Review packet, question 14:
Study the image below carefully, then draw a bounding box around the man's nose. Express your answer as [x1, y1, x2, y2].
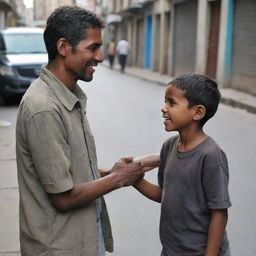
[95, 48, 103, 63]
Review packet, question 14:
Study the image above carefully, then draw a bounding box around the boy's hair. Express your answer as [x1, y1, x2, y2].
[169, 74, 221, 126]
[44, 5, 105, 61]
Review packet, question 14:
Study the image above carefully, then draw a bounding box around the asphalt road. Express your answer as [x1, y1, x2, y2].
[0, 65, 256, 255]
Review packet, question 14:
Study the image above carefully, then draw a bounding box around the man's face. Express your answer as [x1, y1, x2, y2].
[65, 28, 103, 82]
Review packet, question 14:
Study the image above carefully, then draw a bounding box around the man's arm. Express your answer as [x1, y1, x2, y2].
[133, 178, 162, 203]
[49, 160, 144, 212]
[204, 209, 228, 256]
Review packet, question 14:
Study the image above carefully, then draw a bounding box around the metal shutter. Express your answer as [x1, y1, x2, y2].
[230, 0, 256, 95]
[173, 0, 198, 76]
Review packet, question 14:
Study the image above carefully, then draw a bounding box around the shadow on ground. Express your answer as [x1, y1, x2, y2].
[0, 95, 22, 107]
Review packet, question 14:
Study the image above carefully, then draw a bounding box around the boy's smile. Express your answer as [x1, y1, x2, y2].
[161, 85, 195, 132]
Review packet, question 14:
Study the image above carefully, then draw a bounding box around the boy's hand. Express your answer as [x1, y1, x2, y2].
[99, 169, 111, 177]
[120, 156, 134, 164]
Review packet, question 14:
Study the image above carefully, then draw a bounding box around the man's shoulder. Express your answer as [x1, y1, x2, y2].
[21, 78, 58, 117]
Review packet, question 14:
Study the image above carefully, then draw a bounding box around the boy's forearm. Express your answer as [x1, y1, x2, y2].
[133, 178, 162, 202]
[204, 209, 228, 256]
[134, 154, 160, 171]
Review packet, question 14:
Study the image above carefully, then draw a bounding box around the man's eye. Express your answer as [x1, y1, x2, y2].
[89, 47, 97, 52]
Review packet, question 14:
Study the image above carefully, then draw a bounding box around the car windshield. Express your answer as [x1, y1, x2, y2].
[1, 33, 47, 54]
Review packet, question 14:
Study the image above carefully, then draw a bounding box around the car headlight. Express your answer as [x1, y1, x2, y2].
[0, 66, 15, 76]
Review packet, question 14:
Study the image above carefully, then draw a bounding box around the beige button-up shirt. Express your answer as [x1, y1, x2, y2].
[16, 66, 113, 256]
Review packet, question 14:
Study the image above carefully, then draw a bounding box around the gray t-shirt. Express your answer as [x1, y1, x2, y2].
[158, 135, 231, 256]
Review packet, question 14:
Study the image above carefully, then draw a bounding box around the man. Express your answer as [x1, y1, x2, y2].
[116, 38, 129, 73]
[16, 6, 147, 256]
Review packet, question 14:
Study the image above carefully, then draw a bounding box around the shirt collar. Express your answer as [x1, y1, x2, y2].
[40, 66, 87, 111]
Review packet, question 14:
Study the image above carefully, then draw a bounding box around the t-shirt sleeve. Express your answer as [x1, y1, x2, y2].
[26, 110, 73, 194]
[203, 151, 231, 209]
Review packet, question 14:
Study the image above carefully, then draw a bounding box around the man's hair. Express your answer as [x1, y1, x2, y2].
[44, 5, 105, 61]
[169, 74, 221, 126]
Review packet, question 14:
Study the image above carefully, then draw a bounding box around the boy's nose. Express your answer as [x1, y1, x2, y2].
[161, 104, 167, 113]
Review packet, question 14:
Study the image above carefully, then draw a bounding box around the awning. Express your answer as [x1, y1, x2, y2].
[106, 14, 122, 24]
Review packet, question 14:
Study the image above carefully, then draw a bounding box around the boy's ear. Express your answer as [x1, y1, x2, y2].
[56, 38, 72, 56]
[193, 105, 206, 121]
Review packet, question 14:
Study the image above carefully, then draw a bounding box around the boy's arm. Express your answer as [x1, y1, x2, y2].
[134, 154, 160, 172]
[204, 209, 228, 256]
[133, 178, 162, 202]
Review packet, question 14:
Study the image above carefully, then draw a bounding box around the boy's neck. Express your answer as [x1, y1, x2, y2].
[178, 128, 207, 152]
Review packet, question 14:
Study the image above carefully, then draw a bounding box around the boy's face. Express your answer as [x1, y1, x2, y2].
[161, 84, 195, 132]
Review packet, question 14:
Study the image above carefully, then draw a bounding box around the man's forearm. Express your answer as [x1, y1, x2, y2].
[49, 160, 144, 211]
[49, 174, 122, 212]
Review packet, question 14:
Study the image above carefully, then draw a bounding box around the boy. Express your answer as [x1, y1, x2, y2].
[134, 74, 231, 256]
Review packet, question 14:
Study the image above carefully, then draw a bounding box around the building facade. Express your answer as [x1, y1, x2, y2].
[100, 0, 256, 96]
[33, 0, 75, 26]
[0, 0, 26, 29]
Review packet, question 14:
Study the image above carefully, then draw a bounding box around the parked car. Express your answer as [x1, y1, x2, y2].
[0, 27, 48, 104]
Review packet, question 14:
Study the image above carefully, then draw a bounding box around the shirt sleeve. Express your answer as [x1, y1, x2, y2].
[26, 110, 73, 194]
[202, 151, 231, 209]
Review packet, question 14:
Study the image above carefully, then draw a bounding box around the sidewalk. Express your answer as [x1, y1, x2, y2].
[103, 61, 256, 114]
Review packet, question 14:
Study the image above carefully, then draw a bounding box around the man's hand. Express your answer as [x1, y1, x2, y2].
[110, 157, 144, 188]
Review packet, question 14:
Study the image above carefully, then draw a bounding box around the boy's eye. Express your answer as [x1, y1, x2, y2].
[168, 99, 176, 105]
[164, 98, 176, 105]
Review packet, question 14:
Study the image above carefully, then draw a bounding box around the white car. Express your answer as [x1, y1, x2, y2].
[0, 27, 48, 104]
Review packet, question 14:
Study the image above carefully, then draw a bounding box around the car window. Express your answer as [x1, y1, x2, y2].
[1, 33, 47, 54]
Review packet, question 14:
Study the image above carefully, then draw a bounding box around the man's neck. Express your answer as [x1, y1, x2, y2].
[46, 61, 76, 91]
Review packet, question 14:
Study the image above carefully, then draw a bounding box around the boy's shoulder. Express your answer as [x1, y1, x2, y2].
[161, 135, 228, 167]
[200, 136, 228, 169]
[162, 134, 179, 151]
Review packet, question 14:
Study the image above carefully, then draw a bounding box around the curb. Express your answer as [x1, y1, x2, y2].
[101, 62, 256, 115]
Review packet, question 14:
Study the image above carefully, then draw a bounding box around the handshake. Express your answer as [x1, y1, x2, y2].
[99, 154, 160, 188]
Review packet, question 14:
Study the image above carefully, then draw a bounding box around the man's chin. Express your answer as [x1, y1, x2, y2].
[78, 75, 93, 82]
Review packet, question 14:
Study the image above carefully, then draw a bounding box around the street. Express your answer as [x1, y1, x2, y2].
[0, 65, 256, 255]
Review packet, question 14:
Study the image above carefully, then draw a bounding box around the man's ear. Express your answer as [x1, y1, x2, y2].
[193, 105, 206, 121]
[56, 38, 71, 57]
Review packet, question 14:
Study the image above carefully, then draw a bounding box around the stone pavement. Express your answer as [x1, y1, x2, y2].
[104, 61, 256, 115]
